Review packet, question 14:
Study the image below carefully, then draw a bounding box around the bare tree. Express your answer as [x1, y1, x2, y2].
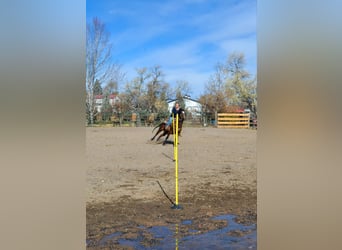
[122, 68, 149, 126]
[146, 65, 163, 113]
[175, 80, 192, 96]
[145, 65, 175, 115]
[225, 52, 257, 115]
[104, 64, 125, 94]
[93, 79, 103, 95]
[120, 66, 172, 126]
[86, 17, 118, 125]
[154, 81, 170, 118]
[224, 52, 250, 105]
[199, 52, 258, 125]
[200, 62, 228, 115]
[149, 66, 170, 119]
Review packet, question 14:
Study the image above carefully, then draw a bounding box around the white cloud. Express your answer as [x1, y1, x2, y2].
[103, 0, 256, 97]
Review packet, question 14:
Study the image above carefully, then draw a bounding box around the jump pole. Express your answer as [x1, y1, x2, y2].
[175, 113, 179, 205]
[173, 113, 176, 161]
[172, 114, 182, 209]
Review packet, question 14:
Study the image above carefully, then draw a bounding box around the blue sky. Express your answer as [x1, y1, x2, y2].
[87, 0, 256, 99]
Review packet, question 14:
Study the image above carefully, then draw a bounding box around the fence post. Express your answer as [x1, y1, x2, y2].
[215, 111, 218, 127]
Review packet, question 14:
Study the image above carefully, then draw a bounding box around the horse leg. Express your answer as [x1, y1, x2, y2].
[151, 128, 162, 141]
[157, 131, 166, 141]
[163, 132, 170, 145]
[151, 131, 158, 140]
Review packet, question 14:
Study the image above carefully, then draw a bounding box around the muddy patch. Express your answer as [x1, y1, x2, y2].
[87, 187, 256, 249]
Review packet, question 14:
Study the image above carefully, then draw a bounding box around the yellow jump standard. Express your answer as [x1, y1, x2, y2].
[171, 114, 182, 210]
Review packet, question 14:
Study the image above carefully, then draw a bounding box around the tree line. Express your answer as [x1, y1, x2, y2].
[86, 18, 257, 126]
[199, 52, 257, 123]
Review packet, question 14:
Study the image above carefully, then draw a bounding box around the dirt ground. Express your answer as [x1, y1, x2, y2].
[86, 126, 256, 249]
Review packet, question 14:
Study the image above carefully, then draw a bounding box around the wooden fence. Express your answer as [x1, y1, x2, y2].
[217, 113, 250, 128]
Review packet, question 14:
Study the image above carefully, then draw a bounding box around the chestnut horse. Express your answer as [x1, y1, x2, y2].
[151, 112, 185, 145]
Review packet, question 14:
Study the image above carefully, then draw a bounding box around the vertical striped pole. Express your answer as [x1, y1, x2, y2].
[173, 113, 176, 161]
[175, 114, 179, 206]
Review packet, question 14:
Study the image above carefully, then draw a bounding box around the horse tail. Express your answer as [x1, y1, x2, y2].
[152, 122, 164, 133]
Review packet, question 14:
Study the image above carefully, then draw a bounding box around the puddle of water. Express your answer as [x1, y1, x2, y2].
[118, 238, 142, 248]
[96, 214, 256, 249]
[181, 220, 192, 225]
[180, 215, 256, 249]
[149, 225, 174, 239]
[99, 232, 122, 245]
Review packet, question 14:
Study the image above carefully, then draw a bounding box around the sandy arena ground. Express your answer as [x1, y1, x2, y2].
[86, 126, 256, 249]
